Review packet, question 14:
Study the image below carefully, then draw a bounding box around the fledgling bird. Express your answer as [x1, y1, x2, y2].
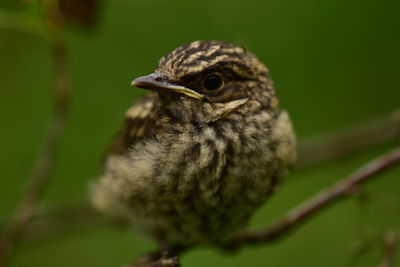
[90, 40, 296, 248]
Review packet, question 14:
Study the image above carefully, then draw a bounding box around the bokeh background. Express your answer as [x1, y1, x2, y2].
[1, 0, 399, 266]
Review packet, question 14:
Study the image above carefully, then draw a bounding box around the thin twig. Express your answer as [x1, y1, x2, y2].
[127, 252, 181, 267]
[379, 231, 399, 267]
[297, 110, 400, 168]
[0, 1, 69, 265]
[348, 235, 381, 267]
[24, 203, 103, 243]
[226, 147, 400, 249]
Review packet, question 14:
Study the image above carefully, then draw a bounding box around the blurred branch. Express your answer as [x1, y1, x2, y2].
[0, 0, 69, 266]
[127, 252, 181, 267]
[297, 110, 400, 168]
[379, 231, 399, 267]
[0, 8, 47, 39]
[349, 235, 381, 267]
[24, 203, 103, 243]
[225, 147, 400, 249]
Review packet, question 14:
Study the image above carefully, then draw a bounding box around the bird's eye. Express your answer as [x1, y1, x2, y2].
[203, 74, 223, 91]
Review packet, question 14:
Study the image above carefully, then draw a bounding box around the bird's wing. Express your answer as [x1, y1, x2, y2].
[105, 93, 160, 157]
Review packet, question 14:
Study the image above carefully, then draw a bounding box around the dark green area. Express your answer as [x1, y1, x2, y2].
[0, 0, 399, 266]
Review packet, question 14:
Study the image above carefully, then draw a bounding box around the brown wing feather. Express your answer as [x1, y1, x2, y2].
[106, 93, 160, 157]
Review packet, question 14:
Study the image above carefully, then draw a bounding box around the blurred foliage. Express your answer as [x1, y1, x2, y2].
[0, 0, 399, 266]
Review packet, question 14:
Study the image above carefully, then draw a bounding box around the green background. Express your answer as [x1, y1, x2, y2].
[1, 0, 399, 266]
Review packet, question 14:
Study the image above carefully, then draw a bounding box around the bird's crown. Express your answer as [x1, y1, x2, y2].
[131, 40, 278, 123]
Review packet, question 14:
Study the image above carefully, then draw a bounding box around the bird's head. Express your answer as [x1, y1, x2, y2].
[131, 40, 279, 123]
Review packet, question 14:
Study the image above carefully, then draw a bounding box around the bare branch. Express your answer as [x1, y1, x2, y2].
[127, 252, 181, 267]
[0, 0, 69, 265]
[297, 110, 400, 168]
[24, 203, 104, 243]
[226, 147, 400, 249]
[379, 231, 399, 267]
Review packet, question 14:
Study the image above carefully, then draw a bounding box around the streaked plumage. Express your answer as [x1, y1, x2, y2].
[91, 40, 296, 246]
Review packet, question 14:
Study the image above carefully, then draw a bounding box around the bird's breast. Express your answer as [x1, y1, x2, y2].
[149, 110, 278, 202]
[93, 108, 294, 244]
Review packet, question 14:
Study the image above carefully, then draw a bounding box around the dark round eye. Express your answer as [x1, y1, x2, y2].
[203, 74, 223, 90]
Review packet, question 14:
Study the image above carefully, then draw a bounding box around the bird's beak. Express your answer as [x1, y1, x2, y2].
[131, 73, 204, 100]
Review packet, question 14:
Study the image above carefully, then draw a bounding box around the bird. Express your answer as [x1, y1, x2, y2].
[90, 40, 296, 250]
